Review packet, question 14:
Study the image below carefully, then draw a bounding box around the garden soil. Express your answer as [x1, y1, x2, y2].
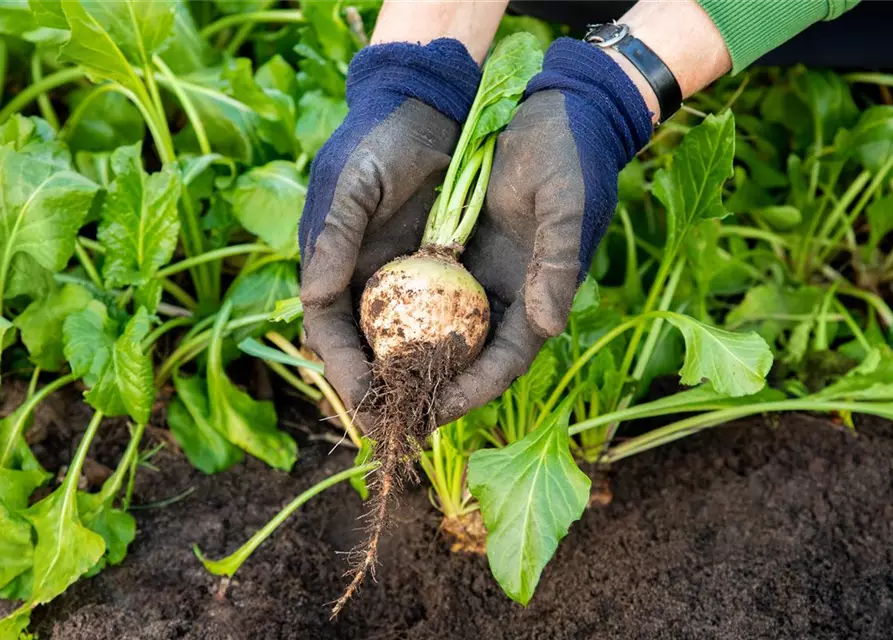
[17, 392, 893, 639]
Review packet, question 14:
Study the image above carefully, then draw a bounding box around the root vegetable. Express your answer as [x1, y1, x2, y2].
[331, 33, 543, 617]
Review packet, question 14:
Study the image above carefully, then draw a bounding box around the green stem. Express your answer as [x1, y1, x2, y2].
[426, 144, 485, 246]
[834, 299, 870, 352]
[143, 316, 195, 350]
[112, 84, 176, 164]
[78, 236, 105, 254]
[451, 135, 496, 247]
[0, 68, 85, 125]
[61, 411, 105, 495]
[630, 257, 685, 382]
[74, 239, 103, 289]
[601, 400, 893, 463]
[30, 53, 59, 131]
[177, 187, 213, 303]
[92, 422, 146, 507]
[156, 312, 274, 385]
[160, 278, 198, 310]
[195, 461, 378, 578]
[156, 244, 272, 279]
[264, 360, 323, 402]
[536, 317, 647, 427]
[835, 285, 893, 328]
[718, 225, 792, 249]
[0, 40, 7, 107]
[0, 373, 78, 468]
[153, 54, 211, 156]
[200, 9, 305, 40]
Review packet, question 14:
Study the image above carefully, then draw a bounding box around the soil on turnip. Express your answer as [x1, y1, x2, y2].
[9, 383, 893, 639]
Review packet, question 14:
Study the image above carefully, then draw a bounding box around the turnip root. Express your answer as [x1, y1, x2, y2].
[331, 33, 543, 617]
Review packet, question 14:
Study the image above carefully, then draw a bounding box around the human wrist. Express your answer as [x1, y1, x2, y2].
[371, 0, 508, 64]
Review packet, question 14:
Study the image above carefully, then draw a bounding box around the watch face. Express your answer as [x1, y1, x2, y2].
[584, 23, 629, 48]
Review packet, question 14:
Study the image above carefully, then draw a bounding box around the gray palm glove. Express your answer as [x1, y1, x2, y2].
[299, 39, 481, 417]
[436, 38, 652, 424]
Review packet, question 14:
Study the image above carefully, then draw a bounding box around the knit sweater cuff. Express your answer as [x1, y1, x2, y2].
[698, 0, 860, 74]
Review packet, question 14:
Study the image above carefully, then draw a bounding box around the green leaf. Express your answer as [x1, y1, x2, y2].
[21, 470, 105, 613]
[755, 205, 802, 230]
[0, 500, 34, 592]
[349, 436, 374, 500]
[866, 195, 893, 256]
[300, 0, 355, 64]
[63, 302, 154, 423]
[207, 302, 296, 471]
[0, 0, 36, 35]
[494, 14, 555, 51]
[271, 296, 303, 322]
[78, 504, 134, 577]
[843, 105, 893, 172]
[653, 111, 735, 258]
[295, 90, 347, 157]
[15, 283, 92, 371]
[792, 69, 858, 146]
[223, 58, 297, 156]
[816, 347, 893, 401]
[0, 610, 30, 639]
[237, 338, 324, 374]
[662, 312, 773, 397]
[228, 161, 305, 256]
[64, 88, 145, 153]
[97, 144, 181, 312]
[168, 374, 243, 475]
[468, 396, 590, 605]
[510, 347, 557, 408]
[0, 468, 48, 511]
[0, 142, 98, 299]
[726, 284, 824, 331]
[157, 0, 219, 75]
[226, 260, 299, 342]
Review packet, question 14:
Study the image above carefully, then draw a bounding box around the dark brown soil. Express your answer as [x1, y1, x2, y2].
[21, 406, 893, 639]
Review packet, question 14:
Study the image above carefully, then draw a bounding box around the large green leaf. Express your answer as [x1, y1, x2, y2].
[98, 144, 181, 312]
[168, 374, 244, 474]
[816, 347, 893, 401]
[15, 283, 92, 371]
[77, 0, 175, 65]
[295, 90, 347, 157]
[207, 302, 296, 471]
[0, 142, 98, 299]
[158, 0, 218, 75]
[228, 161, 305, 255]
[652, 111, 735, 259]
[226, 260, 299, 343]
[845, 105, 893, 173]
[0, 500, 34, 592]
[662, 312, 773, 397]
[468, 397, 590, 605]
[726, 284, 825, 331]
[63, 302, 154, 423]
[64, 87, 145, 153]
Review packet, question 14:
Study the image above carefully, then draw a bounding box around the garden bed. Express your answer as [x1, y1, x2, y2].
[23, 392, 893, 639]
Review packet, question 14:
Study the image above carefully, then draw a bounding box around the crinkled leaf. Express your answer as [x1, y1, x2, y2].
[470, 97, 517, 144]
[207, 302, 296, 471]
[63, 302, 154, 423]
[0, 114, 54, 150]
[816, 347, 893, 401]
[0, 144, 98, 299]
[663, 312, 773, 397]
[653, 111, 735, 258]
[295, 90, 347, 157]
[228, 160, 305, 255]
[468, 396, 589, 605]
[509, 347, 557, 408]
[0, 500, 33, 594]
[15, 283, 92, 371]
[476, 32, 543, 112]
[168, 374, 243, 475]
[97, 144, 181, 311]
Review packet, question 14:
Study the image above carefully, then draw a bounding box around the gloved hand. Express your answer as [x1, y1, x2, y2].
[437, 38, 653, 423]
[299, 39, 481, 415]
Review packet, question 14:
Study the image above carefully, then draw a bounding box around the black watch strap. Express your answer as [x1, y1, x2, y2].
[584, 23, 682, 124]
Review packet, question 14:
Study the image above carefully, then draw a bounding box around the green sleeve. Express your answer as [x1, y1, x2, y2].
[697, 0, 860, 73]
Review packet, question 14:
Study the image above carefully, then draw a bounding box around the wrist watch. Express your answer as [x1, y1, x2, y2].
[584, 22, 682, 124]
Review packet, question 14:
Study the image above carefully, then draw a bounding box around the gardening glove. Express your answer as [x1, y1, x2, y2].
[438, 38, 653, 424]
[299, 39, 481, 416]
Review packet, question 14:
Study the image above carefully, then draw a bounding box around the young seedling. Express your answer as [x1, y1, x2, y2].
[331, 33, 543, 615]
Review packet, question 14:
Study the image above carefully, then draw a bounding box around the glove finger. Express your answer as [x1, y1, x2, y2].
[436, 296, 545, 425]
[302, 291, 373, 416]
[300, 155, 380, 308]
[524, 108, 588, 339]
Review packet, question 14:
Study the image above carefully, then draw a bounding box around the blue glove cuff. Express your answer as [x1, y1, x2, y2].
[525, 37, 653, 279]
[347, 38, 482, 123]
[300, 39, 480, 263]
